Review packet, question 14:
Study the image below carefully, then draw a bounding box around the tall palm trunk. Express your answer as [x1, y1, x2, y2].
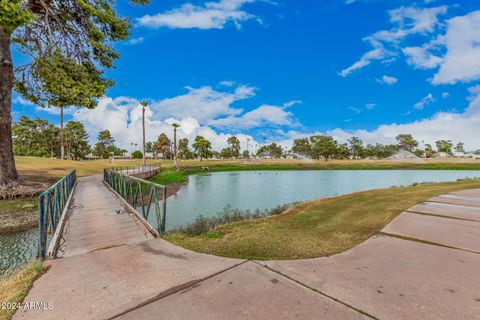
[142, 106, 146, 165]
[173, 127, 177, 166]
[60, 107, 65, 159]
[0, 28, 19, 187]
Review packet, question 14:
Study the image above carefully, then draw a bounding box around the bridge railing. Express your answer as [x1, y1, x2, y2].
[109, 164, 160, 176]
[38, 170, 77, 258]
[103, 168, 167, 235]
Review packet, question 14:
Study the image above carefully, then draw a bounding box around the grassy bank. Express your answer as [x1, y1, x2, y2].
[0, 260, 46, 320]
[15, 156, 164, 178]
[0, 200, 37, 234]
[165, 178, 480, 260]
[10, 157, 480, 184]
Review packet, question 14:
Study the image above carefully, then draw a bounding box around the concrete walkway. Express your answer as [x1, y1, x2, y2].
[15, 179, 480, 320]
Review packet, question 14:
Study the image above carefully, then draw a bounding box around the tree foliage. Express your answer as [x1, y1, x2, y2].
[192, 136, 212, 161]
[93, 129, 120, 159]
[396, 134, 418, 151]
[436, 140, 453, 154]
[12, 116, 91, 159]
[310, 135, 338, 161]
[257, 143, 283, 158]
[132, 150, 143, 159]
[9, 0, 149, 108]
[178, 138, 193, 159]
[13, 116, 59, 157]
[227, 136, 241, 159]
[0, 0, 150, 185]
[348, 136, 364, 159]
[64, 121, 90, 160]
[155, 133, 171, 159]
[291, 138, 311, 157]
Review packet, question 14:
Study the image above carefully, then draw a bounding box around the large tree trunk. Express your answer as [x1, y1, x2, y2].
[0, 28, 19, 187]
[60, 107, 64, 159]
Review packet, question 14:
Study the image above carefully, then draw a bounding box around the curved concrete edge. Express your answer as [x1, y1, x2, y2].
[14, 239, 246, 320]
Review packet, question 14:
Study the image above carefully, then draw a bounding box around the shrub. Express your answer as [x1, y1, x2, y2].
[172, 202, 297, 236]
[131, 150, 143, 159]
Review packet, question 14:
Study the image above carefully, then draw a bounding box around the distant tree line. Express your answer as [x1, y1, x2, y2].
[13, 116, 90, 160]
[12, 116, 471, 162]
[291, 134, 466, 161]
[12, 116, 127, 160]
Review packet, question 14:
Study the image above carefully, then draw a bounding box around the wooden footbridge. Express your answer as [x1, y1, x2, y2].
[37, 164, 164, 259]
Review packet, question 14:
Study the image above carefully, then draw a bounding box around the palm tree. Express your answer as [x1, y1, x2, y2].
[172, 123, 180, 166]
[140, 100, 148, 165]
[192, 136, 212, 162]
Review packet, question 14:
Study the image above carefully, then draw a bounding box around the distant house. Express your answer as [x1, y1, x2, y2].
[386, 149, 420, 160]
[85, 153, 100, 160]
[145, 152, 156, 159]
[434, 152, 452, 158]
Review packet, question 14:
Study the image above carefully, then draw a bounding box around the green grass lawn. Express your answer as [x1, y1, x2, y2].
[165, 178, 480, 260]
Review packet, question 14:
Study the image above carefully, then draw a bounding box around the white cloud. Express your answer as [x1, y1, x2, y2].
[72, 96, 258, 151]
[432, 10, 480, 84]
[276, 90, 480, 150]
[70, 82, 300, 151]
[152, 84, 255, 124]
[329, 93, 480, 149]
[137, 0, 268, 30]
[414, 93, 434, 110]
[341, 6, 480, 86]
[340, 5, 447, 76]
[218, 80, 236, 87]
[127, 37, 144, 45]
[442, 91, 450, 98]
[377, 75, 398, 85]
[403, 45, 443, 69]
[347, 106, 361, 114]
[366, 103, 377, 110]
[13, 96, 35, 106]
[210, 101, 300, 129]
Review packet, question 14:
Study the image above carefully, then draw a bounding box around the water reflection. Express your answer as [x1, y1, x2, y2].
[0, 228, 38, 277]
[160, 170, 480, 231]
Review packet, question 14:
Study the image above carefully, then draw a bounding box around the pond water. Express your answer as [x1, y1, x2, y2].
[158, 170, 480, 231]
[0, 228, 38, 277]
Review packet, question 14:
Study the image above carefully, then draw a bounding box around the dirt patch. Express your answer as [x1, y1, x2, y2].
[166, 183, 183, 199]
[0, 175, 56, 200]
[0, 199, 38, 233]
[0, 209, 37, 233]
[139, 241, 187, 259]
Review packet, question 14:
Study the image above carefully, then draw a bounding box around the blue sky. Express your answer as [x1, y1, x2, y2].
[12, 0, 480, 151]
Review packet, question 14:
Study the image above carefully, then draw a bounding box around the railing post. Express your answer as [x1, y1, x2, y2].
[104, 166, 166, 237]
[37, 170, 76, 259]
[161, 187, 167, 233]
[37, 195, 45, 258]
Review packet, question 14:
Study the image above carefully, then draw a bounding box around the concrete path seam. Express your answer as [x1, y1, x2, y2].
[251, 260, 379, 320]
[423, 200, 480, 208]
[405, 210, 480, 222]
[378, 232, 480, 255]
[107, 259, 250, 320]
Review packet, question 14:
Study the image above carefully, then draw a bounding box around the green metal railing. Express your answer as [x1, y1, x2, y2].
[38, 170, 76, 258]
[103, 168, 167, 234]
[109, 164, 160, 175]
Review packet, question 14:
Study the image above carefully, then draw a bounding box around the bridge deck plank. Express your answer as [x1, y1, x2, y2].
[57, 175, 153, 258]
